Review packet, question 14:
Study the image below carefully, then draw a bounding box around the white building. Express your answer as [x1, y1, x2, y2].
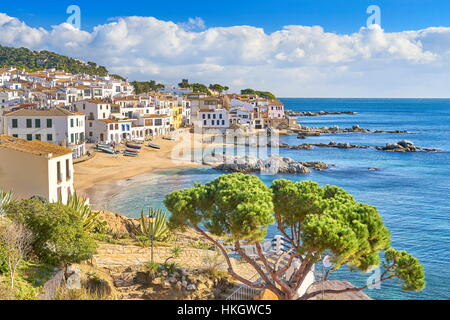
[159, 84, 193, 96]
[3, 108, 86, 159]
[0, 68, 14, 86]
[198, 109, 230, 129]
[90, 119, 133, 143]
[135, 114, 172, 137]
[229, 109, 254, 126]
[0, 89, 25, 108]
[72, 99, 112, 122]
[184, 92, 209, 123]
[0, 134, 74, 204]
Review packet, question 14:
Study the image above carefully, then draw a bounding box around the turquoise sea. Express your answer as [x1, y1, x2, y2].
[107, 98, 450, 300]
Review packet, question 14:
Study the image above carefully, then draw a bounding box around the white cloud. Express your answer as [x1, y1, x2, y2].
[1, 13, 450, 97]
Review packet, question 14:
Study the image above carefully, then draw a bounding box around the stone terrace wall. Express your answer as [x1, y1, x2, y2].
[93, 244, 256, 280]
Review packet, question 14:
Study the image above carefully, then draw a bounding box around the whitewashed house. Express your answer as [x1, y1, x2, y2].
[72, 99, 112, 121]
[3, 108, 86, 159]
[135, 114, 171, 137]
[268, 100, 285, 119]
[90, 119, 133, 143]
[0, 68, 14, 86]
[0, 134, 74, 204]
[198, 109, 230, 129]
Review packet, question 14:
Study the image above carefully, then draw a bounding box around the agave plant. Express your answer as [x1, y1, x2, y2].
[138, 208, 170, 241]
[66, 193, 106, 233]
[0, 191, 12, 218]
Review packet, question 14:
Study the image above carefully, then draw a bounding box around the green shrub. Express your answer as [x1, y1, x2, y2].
[92, 233, 121, 244]
[162, 262, 179, 274]
[192, 240, 213, 250]
[6, 200, 97, 268]
[0, 244, 9, 274]
[13, 278, 39, 300]
[171, 246, 183, 258]
[145, 262, 160, 273]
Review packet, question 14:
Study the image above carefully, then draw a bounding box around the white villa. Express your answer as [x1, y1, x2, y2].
[0, 134, 74, 204]
[2, 108, 87, 159]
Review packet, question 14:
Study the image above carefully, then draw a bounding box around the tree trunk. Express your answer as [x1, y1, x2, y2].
[10, 269, 15, 289]
[63, 263, 69, 280]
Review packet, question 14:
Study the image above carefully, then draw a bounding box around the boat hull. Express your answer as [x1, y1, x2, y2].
[125, 148, 140, 154]
[95, 146, 116, 154]
[123, 151, 139, 157]
[148, 144, 161, 149]
[126, 143, 142, 150]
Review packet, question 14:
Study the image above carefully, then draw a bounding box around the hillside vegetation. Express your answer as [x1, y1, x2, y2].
[0, 45, 109, 76]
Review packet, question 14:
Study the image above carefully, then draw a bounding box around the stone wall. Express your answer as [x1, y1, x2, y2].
[93, 244, 256, 280]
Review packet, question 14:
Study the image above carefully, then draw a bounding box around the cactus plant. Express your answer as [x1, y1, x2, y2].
[0, 191, 12, 218]
[138, 208, 170, 241]
[66, 193, 106, 233]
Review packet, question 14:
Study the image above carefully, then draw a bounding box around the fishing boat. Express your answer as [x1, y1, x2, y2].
[133, 137, 145, 143]
[163, 137, 176, 141]
[125, 147, 140, 154]
[123, 151, 139, 157]
[97, 143, 112, 148]
[148, 143, 161, 150]
[126, 142, 142, 150]
[95, 145, 116, 154]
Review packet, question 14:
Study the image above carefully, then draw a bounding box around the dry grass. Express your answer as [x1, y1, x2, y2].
[54, 287, 112, 300]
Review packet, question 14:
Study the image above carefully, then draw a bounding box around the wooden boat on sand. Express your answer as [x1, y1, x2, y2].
[148, 143, 161, 149]
[123, 151, 139, 157]
[126, 142, 142, 150]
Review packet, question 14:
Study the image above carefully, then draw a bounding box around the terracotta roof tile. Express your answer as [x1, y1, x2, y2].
[0, 135, 73, 158]
[4, 107, 83, 117]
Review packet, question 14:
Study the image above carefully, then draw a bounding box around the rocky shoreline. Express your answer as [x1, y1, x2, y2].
[286, 110, 356, 117]
[281, 141, 370, 150]
[375, 140, 442, 153]
[203, 154, 329, 174]
[294, 125, 408, 139]
[280, 140, 442, 153]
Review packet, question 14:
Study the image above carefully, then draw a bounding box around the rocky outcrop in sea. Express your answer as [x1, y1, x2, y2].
[295, 125, 408, 138]
[281, 141, 370, 150]
[279, 140, 442, 153]
[203, 154, 329, 174]
[376, 140, 442, 153]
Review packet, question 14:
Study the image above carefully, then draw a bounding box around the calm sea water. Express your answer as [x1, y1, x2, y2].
[107, 99, 450, 300]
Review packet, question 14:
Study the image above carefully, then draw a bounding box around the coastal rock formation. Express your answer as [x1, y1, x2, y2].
[376, 140, 442, 153]
[204, 154, 329, 174]
[286, 110, 356, 117]
[301, 162, 330, 171]
[281, 142, 370, 150]
[295, 125, 408, 138]
[281, 140, 442, 153]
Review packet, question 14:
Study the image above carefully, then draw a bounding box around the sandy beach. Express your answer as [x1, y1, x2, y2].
[74, 132, 210, 207]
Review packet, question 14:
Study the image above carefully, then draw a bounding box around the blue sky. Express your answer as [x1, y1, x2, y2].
[2, 0, 450, 97]
[5, 0, 450, 34]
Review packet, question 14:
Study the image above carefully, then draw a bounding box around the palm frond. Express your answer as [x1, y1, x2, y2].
[0, 190, 12, 218]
